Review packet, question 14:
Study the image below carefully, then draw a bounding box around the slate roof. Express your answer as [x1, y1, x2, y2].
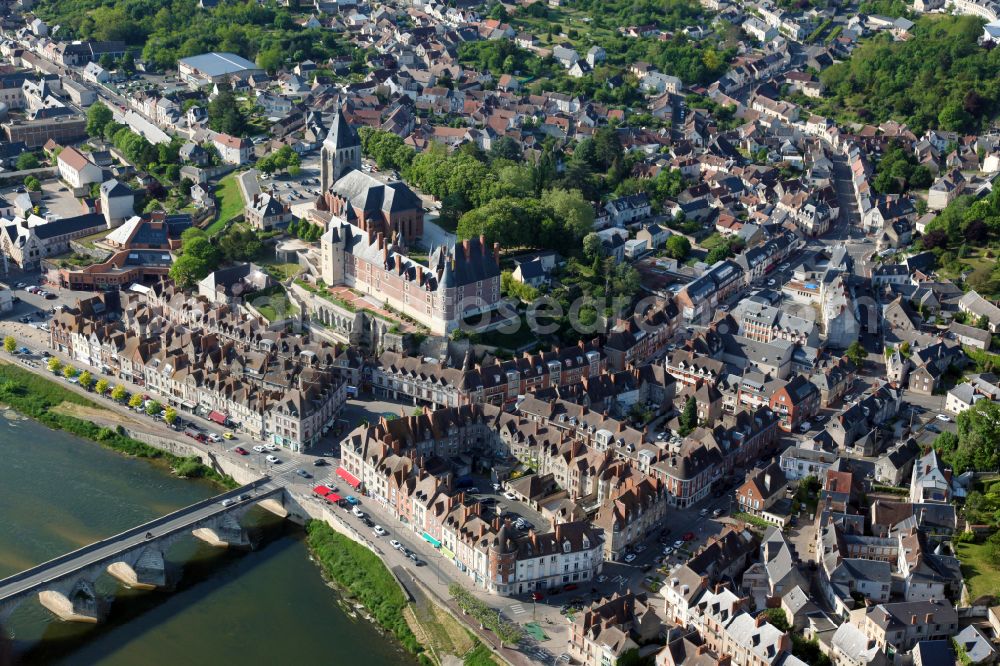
[330, 169, 421, 215]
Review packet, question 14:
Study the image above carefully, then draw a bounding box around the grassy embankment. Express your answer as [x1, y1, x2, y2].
[0, 362, 237, 489]
[305, 521, 501, 666]
[205, 172, 243, 236]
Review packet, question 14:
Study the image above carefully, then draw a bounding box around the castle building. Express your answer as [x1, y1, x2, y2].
[320, 222, 502, 335]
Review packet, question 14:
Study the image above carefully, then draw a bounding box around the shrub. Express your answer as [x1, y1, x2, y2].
[306, 521, 424, 656]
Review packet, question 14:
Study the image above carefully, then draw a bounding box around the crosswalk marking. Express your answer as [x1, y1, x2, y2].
[269, 475, 294, 489]
[509, 603, 526, 615]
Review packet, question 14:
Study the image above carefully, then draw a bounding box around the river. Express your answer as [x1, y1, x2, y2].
[0, 411, 416, 666]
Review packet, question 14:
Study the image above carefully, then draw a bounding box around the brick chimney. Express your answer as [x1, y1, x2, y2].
[479, 234, 486, 253]
[755, 614, 767, 627]
[416, 265, 424, 284]
[377, 231, 384, 249]
[462, 238, 471, 261]
[493, 242, 500, 265]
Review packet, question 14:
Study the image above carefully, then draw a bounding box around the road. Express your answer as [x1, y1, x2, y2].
[0, 479, 277, 603]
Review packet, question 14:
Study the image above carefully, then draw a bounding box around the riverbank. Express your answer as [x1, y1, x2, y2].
[304, 521, 505, 666]
[305, 521, 426, 659]
[0, 362, 237, 489]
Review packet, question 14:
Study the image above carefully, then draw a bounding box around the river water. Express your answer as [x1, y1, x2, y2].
[0, 411, 415, 665]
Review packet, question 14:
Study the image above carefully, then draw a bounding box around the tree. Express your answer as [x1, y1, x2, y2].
[164, 406, 178, 425]
[583, 232, 603, 261]
[665, 235, 691, 260]
[541, 188, 595, 241]
[47, 357, 62, 373]
[845, 340, 867, 367]
[952, 400, 1000, 472]
[762, 608, 790, 631]
[977, 315, 991, 331]
[86, 102, 114, 138]
[170, 233, 221, 288]
[218, 226, 263, 262]
[207, 88, 248, 137]
[3, 336, 15, 354]
[111, 384, 127, 402]
[77, 371, 94, 390]
[16, 152, 39, 171]
[129, 393, 144, 409]
[62, 365, 77, 379]
[145, 400, 162, 416]
[256, 46, 284, 73]
[24, 176, 41, 192]
[679, 396, 697, 436]
[489, 136, 522, 162]
[95, 378, 109, 395]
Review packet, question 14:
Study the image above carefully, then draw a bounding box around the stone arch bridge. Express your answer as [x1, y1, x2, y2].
[0, 478, 287, 626]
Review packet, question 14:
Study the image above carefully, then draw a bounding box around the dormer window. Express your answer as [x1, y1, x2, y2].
[563, 540, 571, 553]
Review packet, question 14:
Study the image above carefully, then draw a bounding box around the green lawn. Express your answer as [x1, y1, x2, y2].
[956, 541, 1000, 601]
[206, 173, 244, 235]
[250, 284, 297, 322]
[510, 5, 619, 52]
[259, 261, 303, 281]
[475, 315, 539, 351]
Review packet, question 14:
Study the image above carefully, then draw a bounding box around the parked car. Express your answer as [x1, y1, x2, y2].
[682, 532, 695, 541]
[531, 591, 544, 601]
[233, 446, 249, 455]
[935, 414, 951, 422]
[624, 553, 636, 563]
[207, 433, 222, 443]
[313, 458, 327, 466]
[390, 540, 403, 550]
[373, 525, 388, 536]
[253, 445, 265, 453]
[712, 508, 725, 518]
[265, 455, 280, 464]
[504, 491, 517, 500]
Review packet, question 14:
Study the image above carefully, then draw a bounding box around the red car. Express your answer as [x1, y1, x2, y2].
[682, 532, 695, 541]
[233, 446, 249, 455]
[563, 584, 578, 592]
[531, 591, 544, 601]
